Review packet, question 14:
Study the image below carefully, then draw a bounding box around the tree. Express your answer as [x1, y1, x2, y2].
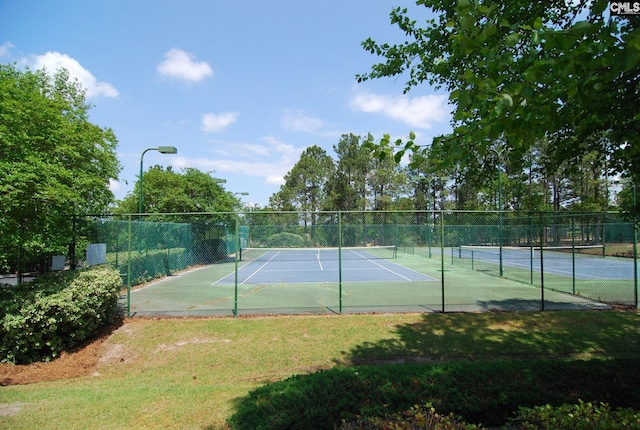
[115, 166, 239, 217]
[0, 64, 121, 273]
[323, 134, 373, 212]
[358, 0, 639, 214]
[269, 145, 335, 240]
[369, 155, 407, 211]
[269, 145, 334, 213]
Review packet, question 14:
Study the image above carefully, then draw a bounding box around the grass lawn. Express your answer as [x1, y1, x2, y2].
[1, 310, 640, 429]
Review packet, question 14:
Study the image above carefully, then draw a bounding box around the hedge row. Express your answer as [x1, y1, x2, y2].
[122, 248, 193, 286]
[0, 266, 122, 364]
[339, 401, 640, 429]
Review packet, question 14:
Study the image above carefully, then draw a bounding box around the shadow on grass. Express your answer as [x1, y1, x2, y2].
[225, 310, 640, 430]
[345, 310, 640, 364]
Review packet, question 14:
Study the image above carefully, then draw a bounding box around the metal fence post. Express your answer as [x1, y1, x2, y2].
[234, 215, 239, 317]
[441, 210, 445, 313]
[633, 216, 638, 309]
[539, 212, 545, 311]
[529, 214, 534, 285]
[127, 214, 132, 317]
[338, 211, 343, 314]
[571, 215, 576, 295]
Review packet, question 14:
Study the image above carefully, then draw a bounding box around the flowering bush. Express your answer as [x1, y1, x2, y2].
[0, 267, 122, 363]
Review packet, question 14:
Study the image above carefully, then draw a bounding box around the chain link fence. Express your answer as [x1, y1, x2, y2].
[63, 210, 638, 315]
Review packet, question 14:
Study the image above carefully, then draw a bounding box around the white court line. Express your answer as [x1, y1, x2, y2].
[211, 250, 280, 286]
[350, 250, 413, 281]
[240, 251, 282, 284]
[351, 250, 437, 281]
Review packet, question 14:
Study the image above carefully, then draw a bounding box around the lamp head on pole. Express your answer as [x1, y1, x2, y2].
[157, 146, 178, 154]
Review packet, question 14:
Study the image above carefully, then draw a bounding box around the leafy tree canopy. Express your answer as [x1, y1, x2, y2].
[358, 0, 639, 193]
[270, 145, 335, 212]
[0, 64, 121, 272]
[115, 166, 240, 217]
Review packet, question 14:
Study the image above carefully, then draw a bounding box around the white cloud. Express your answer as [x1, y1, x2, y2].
[0, 42, 14, 58]
[266, 175, 286, 185]
[201, 112, 239, 132]
[234, 143, 271, 158]
[185, 135, 303, 186]
[280, 109, 323, 133]
[157, 48, 213, 83]
[108, 178, 122, 194]
[31, 51, 119, 98]
[350, 90, 450, 129]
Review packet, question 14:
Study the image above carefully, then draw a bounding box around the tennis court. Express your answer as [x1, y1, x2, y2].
[124, 245, 612, 316]
[104, 210, 635, 316]
[214, 247, 436, 285]
[456, 245, 635, 281]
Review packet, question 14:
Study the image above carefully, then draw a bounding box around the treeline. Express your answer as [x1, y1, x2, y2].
[266, 133, 633, 215]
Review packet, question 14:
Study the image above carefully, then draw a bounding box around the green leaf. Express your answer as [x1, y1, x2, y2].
[568, 21, 594, 36]
[505, 33, 519, 47]
[532, 30, 542, 45]
[500, 93, 513, 107]
[394, 150, 404, 163]
[533, 17, 543, 30]
[591, 0, 608, 15]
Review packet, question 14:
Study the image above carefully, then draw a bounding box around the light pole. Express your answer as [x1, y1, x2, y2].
[138, 146, 178, 215]
[490, 147, 505, 277]
[138, 146, 177, 253]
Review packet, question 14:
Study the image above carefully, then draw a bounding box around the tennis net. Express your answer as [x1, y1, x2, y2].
[239, 245, 397, 262]
[458, 244, 605, 261]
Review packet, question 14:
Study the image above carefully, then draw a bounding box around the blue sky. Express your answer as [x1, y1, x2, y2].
[0, 1, 452, 208]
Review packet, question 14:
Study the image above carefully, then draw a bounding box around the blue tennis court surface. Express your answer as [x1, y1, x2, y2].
[213, 248, 436, 285]
[457, 246, 636, 280]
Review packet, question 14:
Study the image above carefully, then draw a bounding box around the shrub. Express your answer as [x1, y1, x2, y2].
[227, 359, 640, 429]
[265, 232, 307, 248]
[339, 404, 484, 429]
[506, 400, 640, 429]
[0, 266, 122, 363]
[124, 249, 190, 285]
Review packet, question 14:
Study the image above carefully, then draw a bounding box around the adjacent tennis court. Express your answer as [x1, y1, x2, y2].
[457, 245, 635, 280]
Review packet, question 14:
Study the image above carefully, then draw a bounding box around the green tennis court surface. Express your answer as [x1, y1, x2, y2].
[122, 247, 611, 316]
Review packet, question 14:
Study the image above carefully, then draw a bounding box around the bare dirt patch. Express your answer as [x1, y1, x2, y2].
[0, 317, 124, 386]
